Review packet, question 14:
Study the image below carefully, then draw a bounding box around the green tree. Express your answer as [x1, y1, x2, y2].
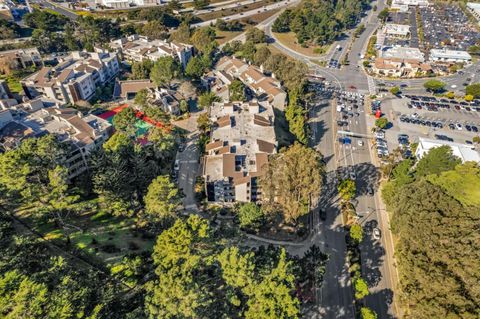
[244, 249, 299, 319]
[193, 0, 209, 9]
[217, 247, 255, 289]
[131, 59, 154, 80]
[198, 91, 220, 110]
[196, 113, 211, 133]
[260, 143, 323, 224]
[179, 100, 189, 113]
[144, 175, 180, 222]
[375, 117, 389, 129]
[361, 307, 377, 319]
[338, 179, 356, 201]
[134, 88, 149, 108]
[353, 277, 369, 299]
[185, 56, 206, 79]
[245, 27, 267, 44]
[466, 83, 480, 98]
[377, 8, 389, 22]
[285, 88, 307, 144]
[150, 56, 180, 87]
[237, 203, 264, 231]
[113, 107, 137, 136]
[415, 145, 461, 178]
[473, 136, 480, 144]
[229, 79, 246, 101]
[465, 94, 474, 102]
[253, 45, 271, 66]
[445, 91, 455, 99]
[349, 223, 363, 244]
[423, 79, 446, 92]
[171, 21, 191, 44]
[191, 27, 217, 55]
[141, 20, 168, 40]
[390, 86, 400, 95]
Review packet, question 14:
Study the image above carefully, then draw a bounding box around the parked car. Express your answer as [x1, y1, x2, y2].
[373, 228, 381, 240]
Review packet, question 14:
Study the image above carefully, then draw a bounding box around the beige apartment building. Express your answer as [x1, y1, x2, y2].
[203, 101, 277, 203]
[22, 50, 119, 104]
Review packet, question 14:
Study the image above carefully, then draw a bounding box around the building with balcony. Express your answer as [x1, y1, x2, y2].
[203, 100, 277, 203]
[110, 35, 193, 69]
[21, 50, 119, 104]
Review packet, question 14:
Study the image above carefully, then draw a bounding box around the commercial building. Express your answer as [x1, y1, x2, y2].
[391, 0, 429, 11]
[372, 57, 431, 77]
[95, 0, 157, 9]
[415, 137, 480, 163]
[383, 24, 410, 37]
[0, 48, 42, 74]
[203, 101, 277, 203]
[21, 50, 119, 104]
[0, 107, 112, 178]
[379, 46, 425, 62]
[467, 2, 480, 21]
[110, 35, 193, 69]
[429, 49, 472, 63]
[204, 57, 287, 110]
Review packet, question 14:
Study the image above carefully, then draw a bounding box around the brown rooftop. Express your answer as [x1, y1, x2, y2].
[206, 140, 224, 151]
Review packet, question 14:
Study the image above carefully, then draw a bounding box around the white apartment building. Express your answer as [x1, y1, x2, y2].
[203, 101, 277, 203]
[383, 24, 410, 37]
[95, 0, 157, 9]
[429, 49, 472, 63]
[110, 35, 193, 69]
[415, 137, 480, 163]
[204, 57, 287, 110]
[3, 107, 113, 178]
[22, 50, 119, 104]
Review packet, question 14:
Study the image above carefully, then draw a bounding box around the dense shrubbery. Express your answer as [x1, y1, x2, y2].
[382, 147, 480, 318]
[272, 0, 370, 45]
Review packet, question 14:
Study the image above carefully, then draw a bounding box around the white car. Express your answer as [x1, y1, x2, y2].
[350, 172, 356, 180]
[357, 140, 364, 146]
[373, 228, 381, 240]
[174, 160, 180, 171]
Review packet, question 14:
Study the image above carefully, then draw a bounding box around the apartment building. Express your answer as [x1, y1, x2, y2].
[21, 50, 119, 104]
[204, 57, 287, 110]
[203, 100, 277, 203]
[0, 80, 12, 100]
[110, 35, 193, 69]
[0, 48, 42, 74]
[0, 107, 112, 178]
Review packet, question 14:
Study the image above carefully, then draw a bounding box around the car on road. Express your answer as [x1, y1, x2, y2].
[357, 140, 364, 146]
[174, 160, 180, 171]
[373, 228, 381, 240]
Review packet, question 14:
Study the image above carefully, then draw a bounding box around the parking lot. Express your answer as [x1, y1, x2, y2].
[419, 4, 480, 52]
[384, 9, 419, 48]
[379, 97, 480, 150]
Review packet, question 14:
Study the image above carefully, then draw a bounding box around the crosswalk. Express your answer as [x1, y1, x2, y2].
[367, 76, 376, 95]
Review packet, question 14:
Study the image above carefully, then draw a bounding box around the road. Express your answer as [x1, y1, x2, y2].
[35, 0, 78, 20]
[262, 0, 401, 317]
[192, 0, 296, 27]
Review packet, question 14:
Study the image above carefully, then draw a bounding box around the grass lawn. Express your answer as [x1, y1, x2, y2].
[240, 8, 279, 24]
[215, 29, 243, 45]
[0, 74, 24, 94]
[16, 203, 155, 267]
[273, 32, 328, 57]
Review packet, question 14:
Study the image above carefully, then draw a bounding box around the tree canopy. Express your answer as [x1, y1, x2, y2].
[260, 143, 323, 223]
[423, 79, 446, 92]
[381, 149, 480, 318]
